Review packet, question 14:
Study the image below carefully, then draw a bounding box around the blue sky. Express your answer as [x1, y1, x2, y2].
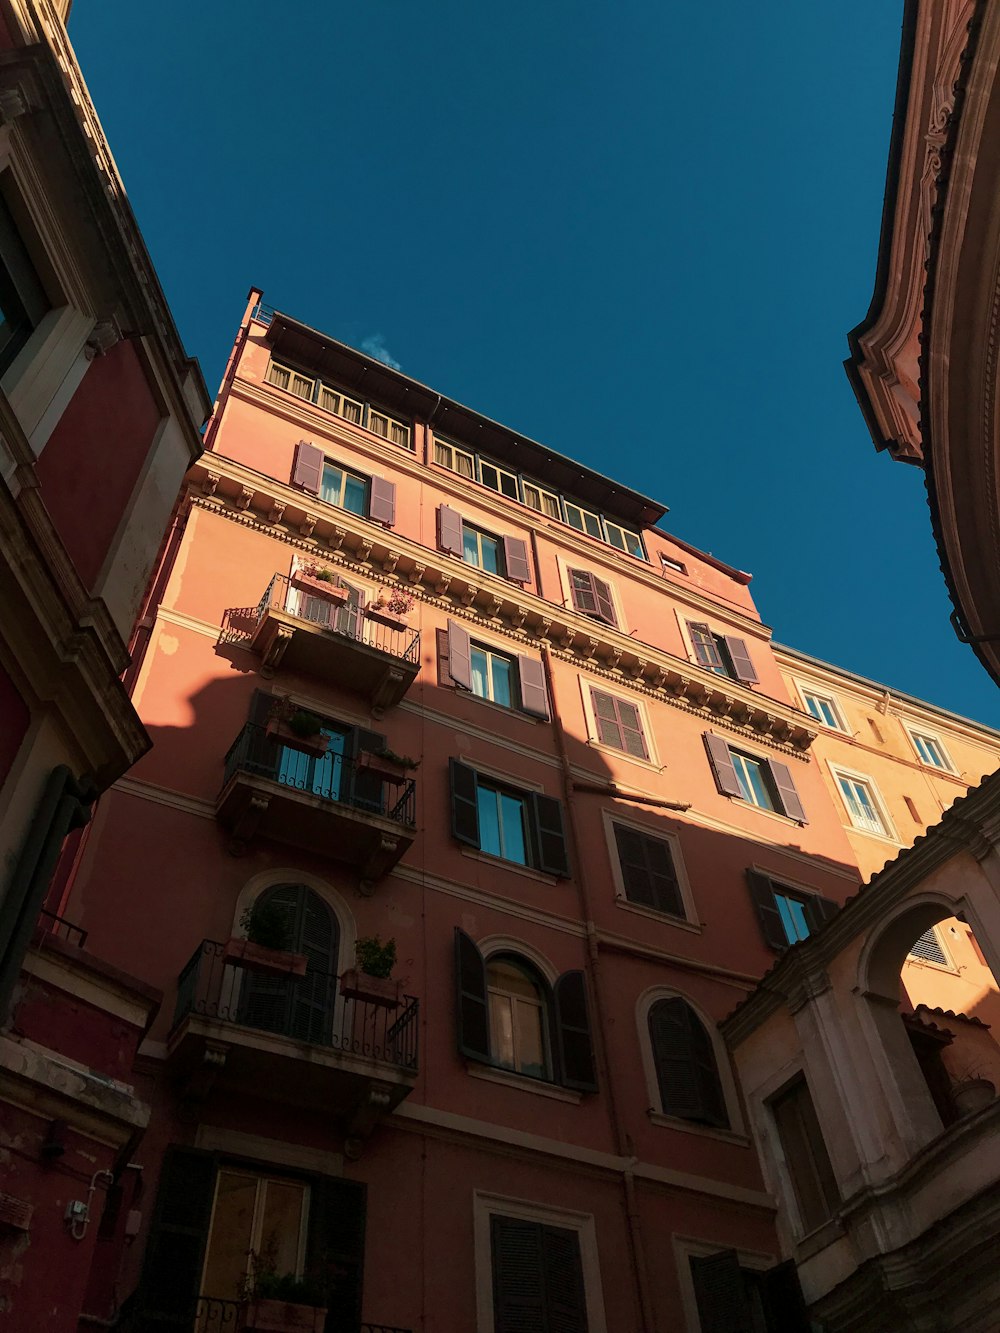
[71, 2, 1000, 728]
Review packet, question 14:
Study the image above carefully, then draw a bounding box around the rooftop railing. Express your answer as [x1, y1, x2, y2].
[173, 940, 419, 1073]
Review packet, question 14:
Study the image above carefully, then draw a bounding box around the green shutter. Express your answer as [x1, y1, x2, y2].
[134, 1147, 215, 1330]
[450, 758, 480, 847]
[649, 998, 726, 1126]
[306, 1175, 367, 1333]
[532, 792, 570, 877]
[491, 1216, 588, 1333]
[746, 870, 789, 951]
[554, 970, 598, 1092]
[761, 1259, 811, 1331]
[454, 928, 490, 1062]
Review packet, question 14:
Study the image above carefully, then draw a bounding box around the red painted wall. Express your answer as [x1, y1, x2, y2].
[35, 341, 162, 591]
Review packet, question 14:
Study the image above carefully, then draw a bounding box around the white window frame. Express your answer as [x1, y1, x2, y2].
[522, 478, 561, 520]
[564, 500, 604, 541]
[470, 640, 518, 709]
[473, 1191, 607, 1333]
[433, 436, 476, 478]
[636, 988, 747, 1140]
[579, 677, 659, 769]
[905, 725, 956, 773]
[367, 405, 411, 450]
[601, 808, 698, 929]
[478, 457, 520, 500]
[200, 1167, 310, 1298]
[603, 518, 645, 559]
[796, 682, 849, 733]
[828, 763, 897, 841]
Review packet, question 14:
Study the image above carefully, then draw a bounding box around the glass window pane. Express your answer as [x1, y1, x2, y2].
[500, 472, 519, 499]
[776, 894, 810, 944]
[259, 1181, 305, 1279]
[490, 656, 512, 708]
[434, 442, 450, 467]
[463, 527, 480, 566]
[524, 484, 540, 511]
[514, 996, 545, 1077]
[202, 1172, 257, 1300]
[480, 535, 499, 574]
[566, 504, 584, 532]
[584, 511, 602, 539]
[498, 792, 527, 864]
[343, 474, 367, 515]
[471, 648, 489, 699]
[321, 465, 343, 505]
[457, 451, 474, 478]
[478, 786, 502, 857]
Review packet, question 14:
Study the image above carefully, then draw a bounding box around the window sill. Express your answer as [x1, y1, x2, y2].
[841, 823, 902, 846]
[462, 692, 541, 724]
[647, 1110, 748, 1145]
[613, 896, 701, 935]
[461, 847, 558, 885]
[467, 1062, 581, 1103]
[586, 739, 663, 775]
[730, 798, 803, 828]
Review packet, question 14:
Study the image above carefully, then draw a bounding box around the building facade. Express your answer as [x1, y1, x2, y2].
[0, 0, 209, 1325]
[31, 288, 994, 1332]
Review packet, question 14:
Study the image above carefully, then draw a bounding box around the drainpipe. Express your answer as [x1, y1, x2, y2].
[541, 645, 656, 1333]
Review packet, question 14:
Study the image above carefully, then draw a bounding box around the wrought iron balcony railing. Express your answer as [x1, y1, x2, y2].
[221, 572, 420, 666]
[133, 1294, 413, 1332]
[173, 940, 419, 1073]
[222, 723, 417, 828]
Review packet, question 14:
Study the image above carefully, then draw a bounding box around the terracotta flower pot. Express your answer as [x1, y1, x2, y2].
[290, 571, 348, 603]
[266, 717, 330, 758]
[365, 605, 408, 631]
[340, 967, 402, 1009]
[223, 938, 308, 977]
[241, 1299, 328, 1332]
[356, 751, 411, 783]
[953, 1077, 996, 1116]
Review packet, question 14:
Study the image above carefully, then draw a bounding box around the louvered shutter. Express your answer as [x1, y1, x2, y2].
[614, 825, 684, 917]
[592, 576, 617, 627]
[305, 1175, 366, 1333]
[502, 535, 531, 584]
[491, 1217, 588, 1333]
[368, 476, 396, 526]
[723, 635, 758, 684]
[703, 733, 743, 798]
[554, 970, 598, 1092]
[568, 569, 599, 615]
[438, 504, 464, 555]
[689, 622, 725, 671]
[689, 1009, 728, 1128]
[454, 927, 490, 1062]
[249, 688, 276, 727]
[533, 793, 570, 877]
[805, 895, 841, 931]
[449, 758, 480, 847]
[690, 1250, 754, 1333]
[746, 870, 788, 951]
[761, 1260, 811, 1332]
[291, 440, 323, 495]
[347, 727, 387, 813]
[288, 888, 337, 1045]
[649, 998, 715, 1122]
[238, 882, 302, 1035]
[517, 655, 550, 719]
[768, 759, 808, 823]
[541, 1224, 589, 1331]
[135, 1147, 215, 1329]
[447, 619, 472, 689]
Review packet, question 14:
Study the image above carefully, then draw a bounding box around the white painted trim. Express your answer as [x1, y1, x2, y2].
[791, 676, 851, 734]
[826, 760, 900, 842]
[635, 986, 746, 1135]
[601, 806, 697, 925]
[473, 1190, 607, 1333]
[904, 723, 958, 774]
[477, 934, 560, 985]
[647, 1112, 749, 1145]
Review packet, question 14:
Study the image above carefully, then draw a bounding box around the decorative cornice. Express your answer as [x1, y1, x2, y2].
[188, 459, 816, 757]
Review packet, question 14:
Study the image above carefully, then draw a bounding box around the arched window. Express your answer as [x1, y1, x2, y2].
[486, 956, 550, 1080]
[239, 883, 338, 1045]
[648, 997, 728, 1128]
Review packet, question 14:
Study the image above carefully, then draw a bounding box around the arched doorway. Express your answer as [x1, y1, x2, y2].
[239, 883, 339, 1045]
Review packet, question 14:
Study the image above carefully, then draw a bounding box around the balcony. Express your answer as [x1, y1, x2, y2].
[169, 940, 419, 1154]
[222, 573, 420, 715]
[216, 723, 416, 881]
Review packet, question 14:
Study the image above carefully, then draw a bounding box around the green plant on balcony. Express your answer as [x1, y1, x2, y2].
[241, 1248, 328, 1332]
[265, 699, 330, 758]
[356, 934, 397, 978]
[224, 902, 308, 976]
[341, 935, 401, 1008]
[303, 564, 336, 583]
[287, 709, 324, 738]
[240, 900, 291, 951]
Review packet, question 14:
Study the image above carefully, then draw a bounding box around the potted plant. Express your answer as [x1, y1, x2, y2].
[290, 563, 349, 605]
[355, 747, 419, 783]
[952, 1065, 997, 1116]
[365, 586, 415, 629]
[340, 935, 402, 1008]
[223, 902, 307, 977]
[265, 700, 330, 758]
[241, 1253, 327, 1332]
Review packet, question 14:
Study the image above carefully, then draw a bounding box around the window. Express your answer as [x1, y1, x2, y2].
[0, 189, 49, 375]
[689, 1251, 811, 1333]
[266, 360, 411, 447]
[434, 438, 475, 477]
[833, 770, 890, 837]
[604, 520, 645, 558]
[687, 622, 758, 684]
[648, 997, 728, 1128]
[523, 480, 561, 519]
[745, 870, 838, 951]
[590, 688, 649, 759]
[703, 734, 808, 823]
[472, 644, 515, 708]
[450, 759, 570, 875]
[908, 928, 948, 966]
[564, 501, 604, 541]
[445, 621, 550, 719]
[480, 458, 520, 500]
[770, 1076, 840, 1234]
[454, 930, 597, 1091]
[135, 1148, 366, 1329]
[612, 824, 684, 917]
[908, 729, 954, 771]
[320, 461, 367, 514]
[491, 1215, 589, 1332]
[290, 441, 396, 525]
[660, 552, 687, 574]
[801, 688, 847, 732]
[487, 957, 550, 1079]
[463, 523, 504, 575]
[568, 568, 618, 626]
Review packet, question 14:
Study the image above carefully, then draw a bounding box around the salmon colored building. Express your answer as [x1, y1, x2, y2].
[0, 0, 208, 1328]
[39, 286, 960, 1333]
